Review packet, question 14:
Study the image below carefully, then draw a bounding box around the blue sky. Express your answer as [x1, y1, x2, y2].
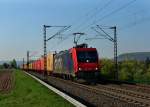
[0, 0, 150, 60]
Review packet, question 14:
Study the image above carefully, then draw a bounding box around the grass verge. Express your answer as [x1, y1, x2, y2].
[0, 70, 74, 107]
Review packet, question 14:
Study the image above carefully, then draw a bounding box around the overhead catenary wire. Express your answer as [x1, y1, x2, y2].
[79, 0, 137, 32]
[61, 0, 137, 46]
[71, 0, 114, 33]
[46, 26, 71, 41]
[57, 0, 114, 45]
[46, 0, 138, 50]
[120, 16, 150, 31]
[96, 25, 114, 42]
[91, 27, 110, 39]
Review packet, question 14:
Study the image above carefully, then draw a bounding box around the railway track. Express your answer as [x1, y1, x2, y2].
[49, 77, 150, 107]
[29, 71, 150, 107]
[107, 83, 150, 94]
[99, 79, 150, 94]
[95, 84, 150, 103]
[135, 83, 150, 92]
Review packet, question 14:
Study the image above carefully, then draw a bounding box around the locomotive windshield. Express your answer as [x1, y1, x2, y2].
[77, 51, 98, 63]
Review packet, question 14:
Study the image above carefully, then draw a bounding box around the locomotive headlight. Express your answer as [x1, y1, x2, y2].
[95, 67, 98, 70]
[79, 68, 82, 71]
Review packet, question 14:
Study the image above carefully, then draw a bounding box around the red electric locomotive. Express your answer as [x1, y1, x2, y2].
[54, 43, 100, 80]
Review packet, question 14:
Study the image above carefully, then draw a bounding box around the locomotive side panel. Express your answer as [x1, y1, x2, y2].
[54, 50, 75, 77]
[71, 48, 78, 74]
[62, 51, 74, 75]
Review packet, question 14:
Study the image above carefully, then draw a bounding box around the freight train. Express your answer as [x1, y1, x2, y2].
[22, 44, 101, 80]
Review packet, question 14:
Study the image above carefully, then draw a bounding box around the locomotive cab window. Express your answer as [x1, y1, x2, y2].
[77, 51, 98, 63]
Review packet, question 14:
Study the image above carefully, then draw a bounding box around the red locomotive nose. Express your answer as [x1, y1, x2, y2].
[78, 63, 99, 71]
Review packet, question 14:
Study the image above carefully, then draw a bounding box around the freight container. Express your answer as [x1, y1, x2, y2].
[29, 63, 32, 70]
[23, 64, 27, 70]
[47, 53, 54, 75]
[35, 60, 39, 72]
[40, 57, 44, 72]
[32, 61, 36, 70]
[36, 59, 40, 72]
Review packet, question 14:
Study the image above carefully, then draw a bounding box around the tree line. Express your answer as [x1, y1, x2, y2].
[100, 57, 150, 84]
[0, 59, 17, 69]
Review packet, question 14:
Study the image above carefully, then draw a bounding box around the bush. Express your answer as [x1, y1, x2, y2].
[100, 59, 150, 84]
[100, 59, 115, 79]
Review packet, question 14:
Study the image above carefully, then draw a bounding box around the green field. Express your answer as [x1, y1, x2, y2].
[0, 70, 74, 107]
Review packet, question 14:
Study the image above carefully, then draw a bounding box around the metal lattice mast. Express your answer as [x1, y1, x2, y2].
[44, 25, 46, 76]
[43, 25, 71, 77]
[27, 51, 29, 71]
[23, 58, 24, 69]
[43, 25, 49, 76]
[90, 25, 118, 80]
[113, 26, 118, 80]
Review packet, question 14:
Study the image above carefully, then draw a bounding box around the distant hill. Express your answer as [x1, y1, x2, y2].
[118, 52, 150, 61]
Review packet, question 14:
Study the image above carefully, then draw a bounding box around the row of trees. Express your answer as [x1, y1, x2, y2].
[0, 59, 17, 69]
[100, 58, 150, 84]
